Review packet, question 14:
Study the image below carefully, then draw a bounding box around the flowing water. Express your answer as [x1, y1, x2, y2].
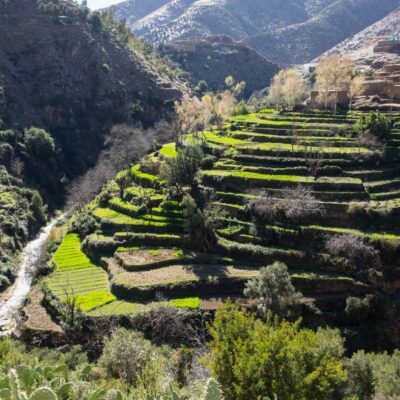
[0, 215, 65, 334]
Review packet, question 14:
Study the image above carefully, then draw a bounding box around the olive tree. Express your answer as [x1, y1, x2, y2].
[244, 261, 302, 318]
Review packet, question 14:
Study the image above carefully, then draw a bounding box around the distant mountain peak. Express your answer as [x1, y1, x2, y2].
[112, 0, 400, 65]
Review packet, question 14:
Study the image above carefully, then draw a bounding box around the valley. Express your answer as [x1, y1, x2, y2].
[2, 0, 400, 398]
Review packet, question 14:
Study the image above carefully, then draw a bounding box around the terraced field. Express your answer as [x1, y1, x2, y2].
[45, 110, 400, 331]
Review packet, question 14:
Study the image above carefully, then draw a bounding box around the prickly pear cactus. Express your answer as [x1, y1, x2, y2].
[29, 388, 57, 400]
[9, 369, 24, 400]
[204, 378, 221, 400]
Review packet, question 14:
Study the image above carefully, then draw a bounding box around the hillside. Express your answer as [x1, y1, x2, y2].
[0, 0, 180, 193]
[158, 36, 279, 98]
[0, 0, 181, 297]
[35, 109, 400, 351]
[317, 8, 400, 67]
[246, 0, 400, 65]
[113, 0, 400, 65]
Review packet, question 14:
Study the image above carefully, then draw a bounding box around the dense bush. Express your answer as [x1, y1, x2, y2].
[209, 302, 347, 400]
[100, 328, 167, 388]
[355, 112, 392, 139]
[248, 185, 325, 223]
[71, 211, 97, 237]
[345, 295, 376, 324]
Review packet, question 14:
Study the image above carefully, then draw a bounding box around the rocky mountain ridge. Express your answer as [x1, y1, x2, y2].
[112, 0, 400, 65]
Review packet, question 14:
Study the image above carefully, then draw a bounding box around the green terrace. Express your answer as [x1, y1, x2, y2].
[42, 110, 400, 320]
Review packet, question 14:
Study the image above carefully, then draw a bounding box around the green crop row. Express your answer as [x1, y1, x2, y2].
[53, 234, 96, 271]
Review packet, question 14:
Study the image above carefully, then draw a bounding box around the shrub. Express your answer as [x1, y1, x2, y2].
[346, 351, 375, 400]
[100, 328, 167, 389]
[345, 295, 375, 323]
[208, 302, 347, 400]
[71, 211, 97, 237]
[244, 261, 301, 318]
[355, 112, 392, 139]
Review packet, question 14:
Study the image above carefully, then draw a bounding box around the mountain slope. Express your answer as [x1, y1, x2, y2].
[119, 0, 316, 44]
[113, 0, 400, 65]
[0, 0, 180, 186]
[158, 36, 279, 98]
[247, 0, 400, 65]
[0, 0, 181, 294]
[320, 8, 400, 59]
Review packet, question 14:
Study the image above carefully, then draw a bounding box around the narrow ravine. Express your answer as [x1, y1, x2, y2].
[0, 215, 65, 334]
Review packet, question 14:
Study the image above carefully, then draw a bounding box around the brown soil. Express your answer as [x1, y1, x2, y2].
[118, 249, 180, 266]
[110, 262, 259, 287]
[23, 285, 62, 333]
[200, 295, 256, 310]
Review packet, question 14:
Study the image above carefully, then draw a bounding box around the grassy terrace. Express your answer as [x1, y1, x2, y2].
[47, 234, 116, 311]
[44, 110, 400, 320]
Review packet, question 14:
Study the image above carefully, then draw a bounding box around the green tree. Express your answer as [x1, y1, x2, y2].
[30, 192, 46, 224]
[244, 262, 301, 318]
[346, 351, 375, 400]
[160, 143, 204, 193]
[182, 194, 221, 251]
[355, 111, 392, 139]
[208, 302, 347, 400]
[24, 128, 55, 158]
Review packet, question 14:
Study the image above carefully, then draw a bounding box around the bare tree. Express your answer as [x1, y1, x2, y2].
[316, 55, 353, 111]
[66, 122, 168, 211]
[267, 68, 308, 112]
[202, 91, 236, 130]
[325, 234, 381, 271]
[11, 158, 24, 178]
[302, 141, 326, 177]
[349, 75, 365, 111]
[356, 132, 383, 152]
[174, 94, 211, 144]
[248, 185, 325, 223]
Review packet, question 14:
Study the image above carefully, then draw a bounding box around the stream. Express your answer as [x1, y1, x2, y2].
[0, 215, 65, 334]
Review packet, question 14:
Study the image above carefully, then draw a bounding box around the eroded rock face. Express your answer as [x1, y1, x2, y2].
[0, 0, 180, 179]
[158, 35, 279, 98]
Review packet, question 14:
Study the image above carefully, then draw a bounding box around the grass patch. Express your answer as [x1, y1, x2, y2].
[204, 132, 249, 146]
[53, 234, 95, 271]
[130, 165, 158, 183]
[159, 143, 177, 158]
[202, 170, 361, 184]
[171, 297, 200, 309]
[69, 290, 116, 312]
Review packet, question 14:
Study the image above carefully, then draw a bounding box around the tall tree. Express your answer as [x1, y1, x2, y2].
[267, 68, 308, 112]
[316, 55, 353, 111]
